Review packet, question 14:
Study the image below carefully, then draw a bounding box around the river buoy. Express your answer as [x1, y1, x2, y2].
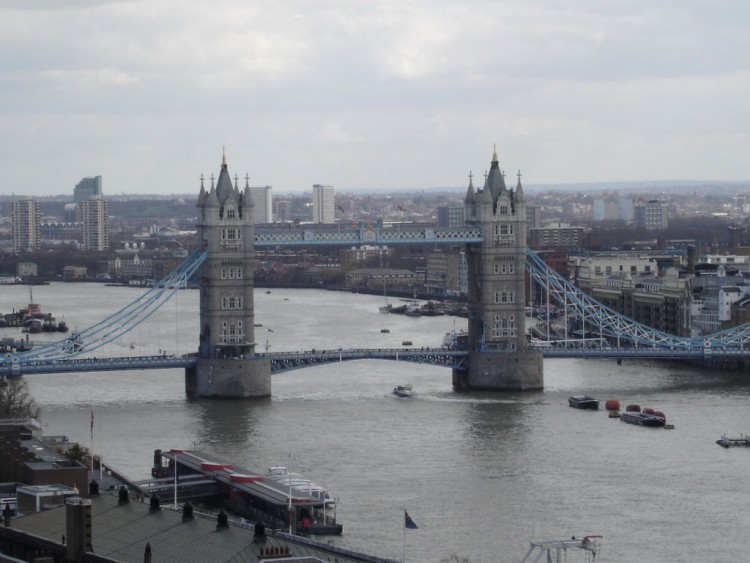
[605, 399, 620, 411]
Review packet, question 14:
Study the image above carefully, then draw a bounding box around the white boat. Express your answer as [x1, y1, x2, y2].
[264, 466, 336, 507]
[519, 535, 602, 562]
[393, 384, 413, 398]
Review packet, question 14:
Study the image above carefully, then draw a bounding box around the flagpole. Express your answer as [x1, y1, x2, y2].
[90, 410, 94, 483]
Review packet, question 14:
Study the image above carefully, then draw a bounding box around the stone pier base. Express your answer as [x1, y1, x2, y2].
[185, 357, 272, 399]
[453, 350, 544, 391]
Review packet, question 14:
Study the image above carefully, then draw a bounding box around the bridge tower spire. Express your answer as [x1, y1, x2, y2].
[456, 148, 543, 390]
[186, 152, 271, 398]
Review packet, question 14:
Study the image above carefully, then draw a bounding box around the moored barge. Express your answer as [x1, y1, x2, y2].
[149, 449, 342, 535]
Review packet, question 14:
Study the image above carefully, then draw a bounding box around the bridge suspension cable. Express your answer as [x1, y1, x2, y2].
[20, 248, 208, 361]
[526, 248, 750, 350]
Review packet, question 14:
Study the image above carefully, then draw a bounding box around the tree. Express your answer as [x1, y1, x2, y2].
[0, 377, 40, 419]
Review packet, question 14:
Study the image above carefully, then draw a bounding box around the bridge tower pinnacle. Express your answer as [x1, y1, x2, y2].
[457, 149, 543, 390]
[185, 153, 271, 398]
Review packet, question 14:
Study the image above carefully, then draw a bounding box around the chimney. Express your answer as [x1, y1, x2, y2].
[65, 497, 93, 560]
[3, 502, 11, 527]
[687, 245, 696, 275]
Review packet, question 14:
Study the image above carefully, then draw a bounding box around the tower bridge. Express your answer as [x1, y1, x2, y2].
[4, 151, 750, 389]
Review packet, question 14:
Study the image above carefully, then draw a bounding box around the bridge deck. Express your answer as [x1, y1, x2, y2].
[2, 345, 748, 376]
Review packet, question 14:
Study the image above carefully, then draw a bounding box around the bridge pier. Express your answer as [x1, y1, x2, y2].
[454, 350, 544, 391]
[186, 358, 271, 399]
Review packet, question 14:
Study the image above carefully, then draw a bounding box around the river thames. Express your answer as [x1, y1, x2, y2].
[1, 283, 749, 562]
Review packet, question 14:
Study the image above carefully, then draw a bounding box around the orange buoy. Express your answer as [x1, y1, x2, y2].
[605, 399, 620, 411]
[626, 404, 641, 412]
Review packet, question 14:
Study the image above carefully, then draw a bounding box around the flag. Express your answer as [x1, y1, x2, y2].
[268, 328, 274, 333]
[398, 205, 406, 212]
[90, 410, 94, 439]
[404, 510, 418, 529]
[338, 204, 345, 213]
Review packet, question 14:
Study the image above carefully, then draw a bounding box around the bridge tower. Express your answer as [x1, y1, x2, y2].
[185, 153, 271, 398]
[455, 148, 544, 390]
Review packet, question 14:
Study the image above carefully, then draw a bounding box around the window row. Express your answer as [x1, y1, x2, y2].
[221, 228, 242, 240]
[494, 291, 515, 304]
[220, 267, 243, 279]
[221, 297, 244, 310]
[493, 263, 515, 275]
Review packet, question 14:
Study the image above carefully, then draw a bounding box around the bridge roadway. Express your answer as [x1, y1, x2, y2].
[0, 348, 467, 376]
[2, 345, 746, 376]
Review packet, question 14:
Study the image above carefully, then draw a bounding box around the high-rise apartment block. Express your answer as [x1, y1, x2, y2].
[248, 186, 273, 224]
[634, 200, 668, 231]
[80, 197, 110, 251]
[437, 206, 465, 228]
[12, 197, 41, 252]
[312, 184, 335, 224]
[74, 176, 102, 203]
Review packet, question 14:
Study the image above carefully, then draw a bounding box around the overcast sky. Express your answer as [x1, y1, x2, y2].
[2, 0, 749, 197]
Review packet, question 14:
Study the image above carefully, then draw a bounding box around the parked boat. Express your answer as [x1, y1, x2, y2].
[519, 535, 602, 562]
[716, 434, 750, 448]
[620, 411, 666, 427]
[393, 384, 414, 398]
[568, 395, 599, 409]
[263, 466, 336, 507]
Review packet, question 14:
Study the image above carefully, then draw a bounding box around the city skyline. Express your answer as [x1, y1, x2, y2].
[2, 1, 750, 197]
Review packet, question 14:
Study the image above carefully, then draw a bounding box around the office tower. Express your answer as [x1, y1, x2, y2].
[248, 186, 273, 224]
[74, 176, 103, 203]
[312, 184, 335, 224]
[12, 197, 41, 252]
[80, 197, 110, 251]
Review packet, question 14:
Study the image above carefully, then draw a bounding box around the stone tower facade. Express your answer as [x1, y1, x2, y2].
[455, 148, 543, 390]
[185, 153, 271, 398]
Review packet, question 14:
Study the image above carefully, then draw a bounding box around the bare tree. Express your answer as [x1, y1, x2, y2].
[0, 377, 40, 419]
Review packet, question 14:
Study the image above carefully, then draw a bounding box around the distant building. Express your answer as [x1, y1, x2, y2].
[634, 200, 668, 231]
[436, 205, 464, 228]
[63, 203, 80, 223]
[62, 265, 88, 280]
[12, 197, 41, 252]
[528, 222, 586, 249]
[312, 184, 335, 224]
[526, 205, 541, 230]
[619, 198, 634, 223]
[107, 254, 154, 280]
[16, 262, 37, 278]
[80, 197, 110, 251]
[593, 198, 621, 221]
[248, 186, 273, 224]
[73, 175, 102, 203]
[274, 199, 292, 222]
[425, 248, 466, 296]
[573, 253, 659, 290]
[344, 267, 422, 289]
[40, 222, 81, 245]
[339, 245, 393, 270]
